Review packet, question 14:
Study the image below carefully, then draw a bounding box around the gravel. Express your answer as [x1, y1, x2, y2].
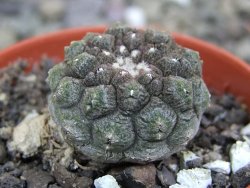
[0, 58, 250, 187]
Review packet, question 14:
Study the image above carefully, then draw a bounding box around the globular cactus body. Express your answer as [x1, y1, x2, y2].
[47, 25, 210, 163]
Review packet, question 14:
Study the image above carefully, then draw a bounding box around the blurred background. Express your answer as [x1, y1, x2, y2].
[0, 0, 249, 64]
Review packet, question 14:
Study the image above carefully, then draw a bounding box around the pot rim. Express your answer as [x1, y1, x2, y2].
[0, 26, 250, 109]
[0, 26, 249, 71]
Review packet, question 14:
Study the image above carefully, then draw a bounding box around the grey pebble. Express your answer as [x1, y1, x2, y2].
[157, 165, 176, 187]
[52, 162, 93, 188]
[23, 168, 55, 188]
[0, 173, 26, 188]
[211, 172, 230, 188]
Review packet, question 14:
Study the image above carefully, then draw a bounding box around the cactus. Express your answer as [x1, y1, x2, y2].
[47, 25, 210, 163]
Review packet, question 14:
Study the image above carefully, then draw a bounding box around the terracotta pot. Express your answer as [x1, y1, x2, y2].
[0, 26, 250, 109]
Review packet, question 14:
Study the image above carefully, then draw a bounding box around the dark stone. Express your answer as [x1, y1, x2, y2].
[158, 155, 179, 174]
[156, 166, 176, 187]
[185, 159, 202, 169]
[195, 132, 212, 149]
[119, 164, 157, 188]
[201, 116, 212, 128]
[179, 151, 202, 169]
[232, 164, 250, 188]
[225, 108, 249, 125]
[0, 173, 26, 188]
[23, 168, 55, 188]
[218, 94, 239, 109]
[216, 135, 236, 149]
[52, 163, 93, 188]
[9, 168, 23, 177]
[0, 140, 7, 164]
[211, 172, 229, 187]
[204, 104, 224, 119]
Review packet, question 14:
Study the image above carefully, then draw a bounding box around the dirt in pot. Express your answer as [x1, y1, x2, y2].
[0, 60, 250, 188]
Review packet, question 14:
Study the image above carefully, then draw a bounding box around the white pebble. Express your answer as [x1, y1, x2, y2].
[181, 150, 200, 163]
[203, 160, 231, 174]
[94, 175, 120, 188]
[230, 141, 250, 173]
[170, 184, 188, 188]
[243, 135, 250, 145]
[170, 168, 212, 188]
[7, 112, 49, 158]
[241, 123, 250, 136]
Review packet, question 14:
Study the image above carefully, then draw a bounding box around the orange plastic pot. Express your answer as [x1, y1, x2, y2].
[0, 26, 250, 109]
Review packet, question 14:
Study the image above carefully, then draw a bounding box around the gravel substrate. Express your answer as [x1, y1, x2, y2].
[0, 60, 250, 188]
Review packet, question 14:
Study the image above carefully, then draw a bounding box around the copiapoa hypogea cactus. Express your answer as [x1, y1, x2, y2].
[47, 25, 210, 163]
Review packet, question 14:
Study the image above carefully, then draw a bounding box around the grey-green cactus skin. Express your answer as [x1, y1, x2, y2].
[47, 25, 210, 163]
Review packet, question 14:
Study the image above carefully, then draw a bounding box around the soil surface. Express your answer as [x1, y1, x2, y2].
[0, 60, 250, 188]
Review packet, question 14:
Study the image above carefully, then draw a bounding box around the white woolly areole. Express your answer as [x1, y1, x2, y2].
[230, 141, 250, 173]
[131, 50, 140, 58]
[119, 45, 126, 53]
[112, 57, 151, 77]
[171, 58, 178, 63]
[149, 47, 156, 53]
[102, 50, 110, 56]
